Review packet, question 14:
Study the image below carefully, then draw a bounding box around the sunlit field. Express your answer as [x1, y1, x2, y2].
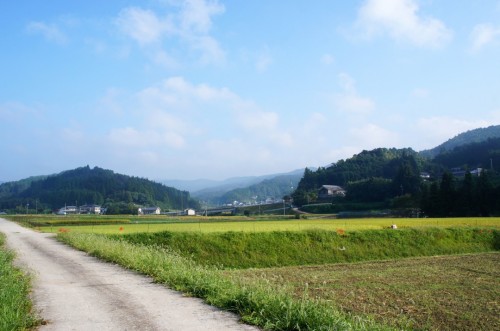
[8, 214, 499, 330]
[20, 216, 500, 234]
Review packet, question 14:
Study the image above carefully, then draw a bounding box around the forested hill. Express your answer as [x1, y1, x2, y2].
[432, 137, 500, 170]
[420, 125, 500, 158]
[0, 166, 200, 214]
[292, 148, 427, 206]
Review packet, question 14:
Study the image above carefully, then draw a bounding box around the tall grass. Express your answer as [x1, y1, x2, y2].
[0, 233, 39, 330]
[58, 232, 393, 331]
[117, 227, 499, 269]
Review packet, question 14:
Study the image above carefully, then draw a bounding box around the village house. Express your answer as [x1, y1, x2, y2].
[138, 206, 161, 215]
[318, 185, 346, 199]
[79, 204, 101, 214]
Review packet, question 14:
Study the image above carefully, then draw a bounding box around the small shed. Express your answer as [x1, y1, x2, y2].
[184, 209, 196, 216]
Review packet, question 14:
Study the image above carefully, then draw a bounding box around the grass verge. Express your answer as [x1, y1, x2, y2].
[0, 233, 39, 330]
[116, 227, 499, 269]
[58, 232, 393, 331]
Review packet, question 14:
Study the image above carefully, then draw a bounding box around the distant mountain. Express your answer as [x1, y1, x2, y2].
[0, 166, 199, 214]
[188, 169, 307, 205]
[420, 125, 500, 158]
[162, 176, 267, 193]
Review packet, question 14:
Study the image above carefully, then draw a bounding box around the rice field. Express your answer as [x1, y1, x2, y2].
[25, 216, 500, 234]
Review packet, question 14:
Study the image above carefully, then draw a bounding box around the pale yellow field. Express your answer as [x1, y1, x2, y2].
[38, 217, 500, 235]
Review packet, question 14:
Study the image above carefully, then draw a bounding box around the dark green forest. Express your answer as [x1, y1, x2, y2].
[0, 166, 200, 214]
[293, 138, 500, 216]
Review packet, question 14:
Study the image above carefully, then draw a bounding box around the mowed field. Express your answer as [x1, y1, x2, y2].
[9, 215, 500, 330]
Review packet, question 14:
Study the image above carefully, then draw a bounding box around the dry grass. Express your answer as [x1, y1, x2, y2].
[230, 253, 500, 330]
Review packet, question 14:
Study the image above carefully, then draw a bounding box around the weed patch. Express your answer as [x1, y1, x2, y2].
[0, 233, 40, 330]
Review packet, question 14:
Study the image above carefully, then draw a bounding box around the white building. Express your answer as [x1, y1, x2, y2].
[138, 207, 161, 215]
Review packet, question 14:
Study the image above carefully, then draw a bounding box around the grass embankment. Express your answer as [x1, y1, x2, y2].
[58, 232, 389, 331]
[0, 233, 39, 330]
[118, 227, 499, 269]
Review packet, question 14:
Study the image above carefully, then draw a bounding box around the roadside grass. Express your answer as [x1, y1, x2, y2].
[231, 253, 500, 331]
[15, 216, 500, 235]
[0, 233, 40, 330]
[57, 232, 392, 331]
[116, 227, 498, 269]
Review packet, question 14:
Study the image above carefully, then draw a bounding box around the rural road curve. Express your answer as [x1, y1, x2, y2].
[0, 218, 259, 331]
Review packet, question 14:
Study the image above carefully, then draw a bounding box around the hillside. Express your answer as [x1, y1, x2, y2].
[191, 169, 305, 205]
[432, 137, 500, 171]
[420, 125, 500, 158]
[0, 166, 199, 214]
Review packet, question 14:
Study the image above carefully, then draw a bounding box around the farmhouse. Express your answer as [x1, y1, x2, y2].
[318, 185, 346, 199]
[57, 206, 78, 215]
[79, 204, 101, 214]
[138, 206, 161, 215]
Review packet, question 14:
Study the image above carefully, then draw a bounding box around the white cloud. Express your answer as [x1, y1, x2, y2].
[355, 0, 452, 48]
[470, 24, 500, 52]
[115, 7, 172, 45]
[115, 0, 225, 64]
[178, 0, 225, 34]
[26, 21, 67, 44]
[333, 73, 375, 115]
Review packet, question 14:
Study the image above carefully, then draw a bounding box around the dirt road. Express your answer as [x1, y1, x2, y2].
[0, 218, 258, 331]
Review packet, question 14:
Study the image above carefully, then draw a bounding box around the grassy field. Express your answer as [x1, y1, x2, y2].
[8, 215, 500, 234]
[0, 233, 40, 330]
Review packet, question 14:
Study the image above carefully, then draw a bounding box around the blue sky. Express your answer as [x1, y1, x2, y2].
[1, 0, 500, 182]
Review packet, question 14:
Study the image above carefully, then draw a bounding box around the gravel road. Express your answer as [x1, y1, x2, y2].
[0, 218, 259, 331]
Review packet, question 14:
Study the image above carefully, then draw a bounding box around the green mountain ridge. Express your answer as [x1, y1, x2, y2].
[420, 124, 500, 158]
[0, 166, 199, 214]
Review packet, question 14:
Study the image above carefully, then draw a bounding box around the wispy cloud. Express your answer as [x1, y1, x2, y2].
[26, 21, 68, 44]
[333, 73, 374, 115]
[354, 0, 452, 48]
[115, 7, 172, 45]
[115, 0, 225, 64]
[470, 23, 500, 52]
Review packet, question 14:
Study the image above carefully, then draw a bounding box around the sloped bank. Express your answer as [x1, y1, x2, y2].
[116, 227, 499, 269]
